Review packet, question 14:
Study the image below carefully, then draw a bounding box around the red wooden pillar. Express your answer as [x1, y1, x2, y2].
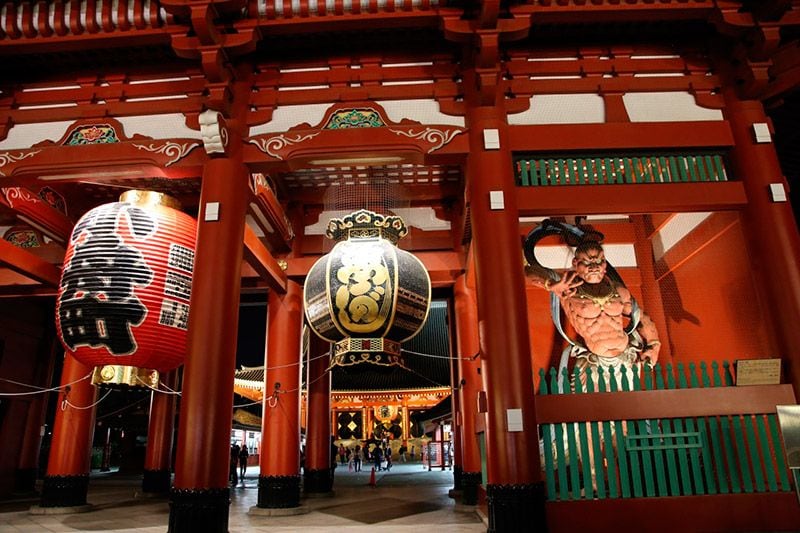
[14, 337, 58, 494]
[454, 274, 483, 506]
[304, 332, 333, 494]
[448, 297, 464, 496]
[631, 216, 672, 365]
[722, 88, 800, 395]
[142, 370, 178, 493]
[465, 105, 545, 531]
[256, 281, 303, 509]
[39, 353, 97, 508]
[169, 155, 249, 532]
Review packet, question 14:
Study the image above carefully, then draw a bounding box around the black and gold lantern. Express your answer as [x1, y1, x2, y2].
[303, 210, 431, 369]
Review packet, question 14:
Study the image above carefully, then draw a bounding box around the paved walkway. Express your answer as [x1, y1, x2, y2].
[0, 463, 486, 532]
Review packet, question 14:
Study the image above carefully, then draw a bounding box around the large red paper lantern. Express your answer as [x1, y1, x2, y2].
[55, 191, 196, 382]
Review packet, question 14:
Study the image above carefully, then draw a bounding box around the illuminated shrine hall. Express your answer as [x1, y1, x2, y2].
[2, 1, 800, 532]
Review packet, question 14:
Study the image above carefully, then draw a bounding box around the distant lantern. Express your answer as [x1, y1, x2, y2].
[303, 210, 431, 369]
[55, 191, 196, 387]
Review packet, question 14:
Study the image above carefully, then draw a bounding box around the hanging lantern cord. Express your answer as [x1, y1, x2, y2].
[261, 367, 332, 409]
[62, 388, 113, 411]
[0, 371, 92, 398]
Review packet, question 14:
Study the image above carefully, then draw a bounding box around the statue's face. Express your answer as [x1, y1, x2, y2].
[573, 249, 607, 284]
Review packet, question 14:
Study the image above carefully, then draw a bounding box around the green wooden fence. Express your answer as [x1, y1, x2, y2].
[517, 154, 728, 186]
[537, 362, 793, 501]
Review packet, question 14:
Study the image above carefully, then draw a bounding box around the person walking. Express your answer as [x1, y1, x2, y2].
[353, 445, 362, 472]
[238, 444, 249, 482]
[229, 443, 240, 485]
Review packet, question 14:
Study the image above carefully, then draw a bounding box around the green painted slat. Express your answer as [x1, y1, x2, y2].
[651, 425, 669, 496]
[667, 156, 679, 183]
[577, 422, 593, 498]
[590, 420, 606, 499]
[719, 414, 742, 493]
[756, 415, 778, 492]
[578, 159, 597, 185]
[620, 367, 643, 497]
[636, 419, 657, 497]
[574, 368, 594, 498]
[640, 365, 666, 495]
[593, 158, 603, 184]
[671, 365, 693, 495]
[554, 421, 569, 500]
[648, 157, 659, 183]
[567, 159, 578, 185]
[703, 156, 716, 182]
[604, 158, 616, 184]
[528, 160, 540, 186]
[712, 155, 727, 181]
[767, 414, 792, 491]
[549, 368, 559, 397]
[567, 420, 581, 499]
[731, 415, 754, 493]
[538, 369, 557, 500]
[518, 161, 530, 186]
[696, 155, 709, 181]
[632, 157, 645, 183]
[743, 416, 766, 492]
[626, 420, 644, 497]
[677, 157, 690, 182]
[542, 423, 556, 500]
[655, 367, 681, 496]
[698, 418, 718, 494]
[540, 160, 550, 186]
[724, 361, 735, 386]
[622, 158, 635, 184]
[682, 364, 706, 495]
[657, 157, 669, 183]
[712, 361, 723, 387]
[576, 159, 586, 185]
[687, 157, 700, 182]
[556, 158, 566, 185]
[692, 364, 717, 494]
[601, 419, 618, 498]
[706, 416, 728, 493]
[544, 159, 555, 186]
[660, 418, 682, 495]
[561, 367, 571, 398]
[616, 420, 632, 498]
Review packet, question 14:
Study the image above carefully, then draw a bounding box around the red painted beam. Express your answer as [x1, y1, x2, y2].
[284, 250, 464, 287]
[516, 182, 747, 216]
[1, 187, 74, 244]
[535, 384, 796, 423]
[509, 121, 734, 152]
[242, 225, 288, 293]
[0, 238, 62, 286]
[546, 493, 800, 533]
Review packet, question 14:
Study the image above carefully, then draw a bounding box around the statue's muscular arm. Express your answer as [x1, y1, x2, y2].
[620, 286, 660, 364]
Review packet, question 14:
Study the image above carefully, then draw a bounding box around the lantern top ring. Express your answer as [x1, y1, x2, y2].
[120, 190, 182, 210]
[325, 209, 408, 244]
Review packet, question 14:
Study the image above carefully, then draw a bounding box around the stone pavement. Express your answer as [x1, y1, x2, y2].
[0, 462, 486, 532]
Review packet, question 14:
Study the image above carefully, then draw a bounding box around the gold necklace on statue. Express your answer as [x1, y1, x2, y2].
[574, 278, 619, 310]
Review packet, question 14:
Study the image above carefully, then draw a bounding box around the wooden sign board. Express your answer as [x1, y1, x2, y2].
[736, 358, 782, 386]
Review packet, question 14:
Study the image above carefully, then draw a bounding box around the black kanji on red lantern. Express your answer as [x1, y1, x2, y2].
[58, 204, 155, 355]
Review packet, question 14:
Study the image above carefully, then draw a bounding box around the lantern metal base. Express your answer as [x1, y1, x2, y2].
[92, 365, 159, 388]
[330, 338, 405, 369]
